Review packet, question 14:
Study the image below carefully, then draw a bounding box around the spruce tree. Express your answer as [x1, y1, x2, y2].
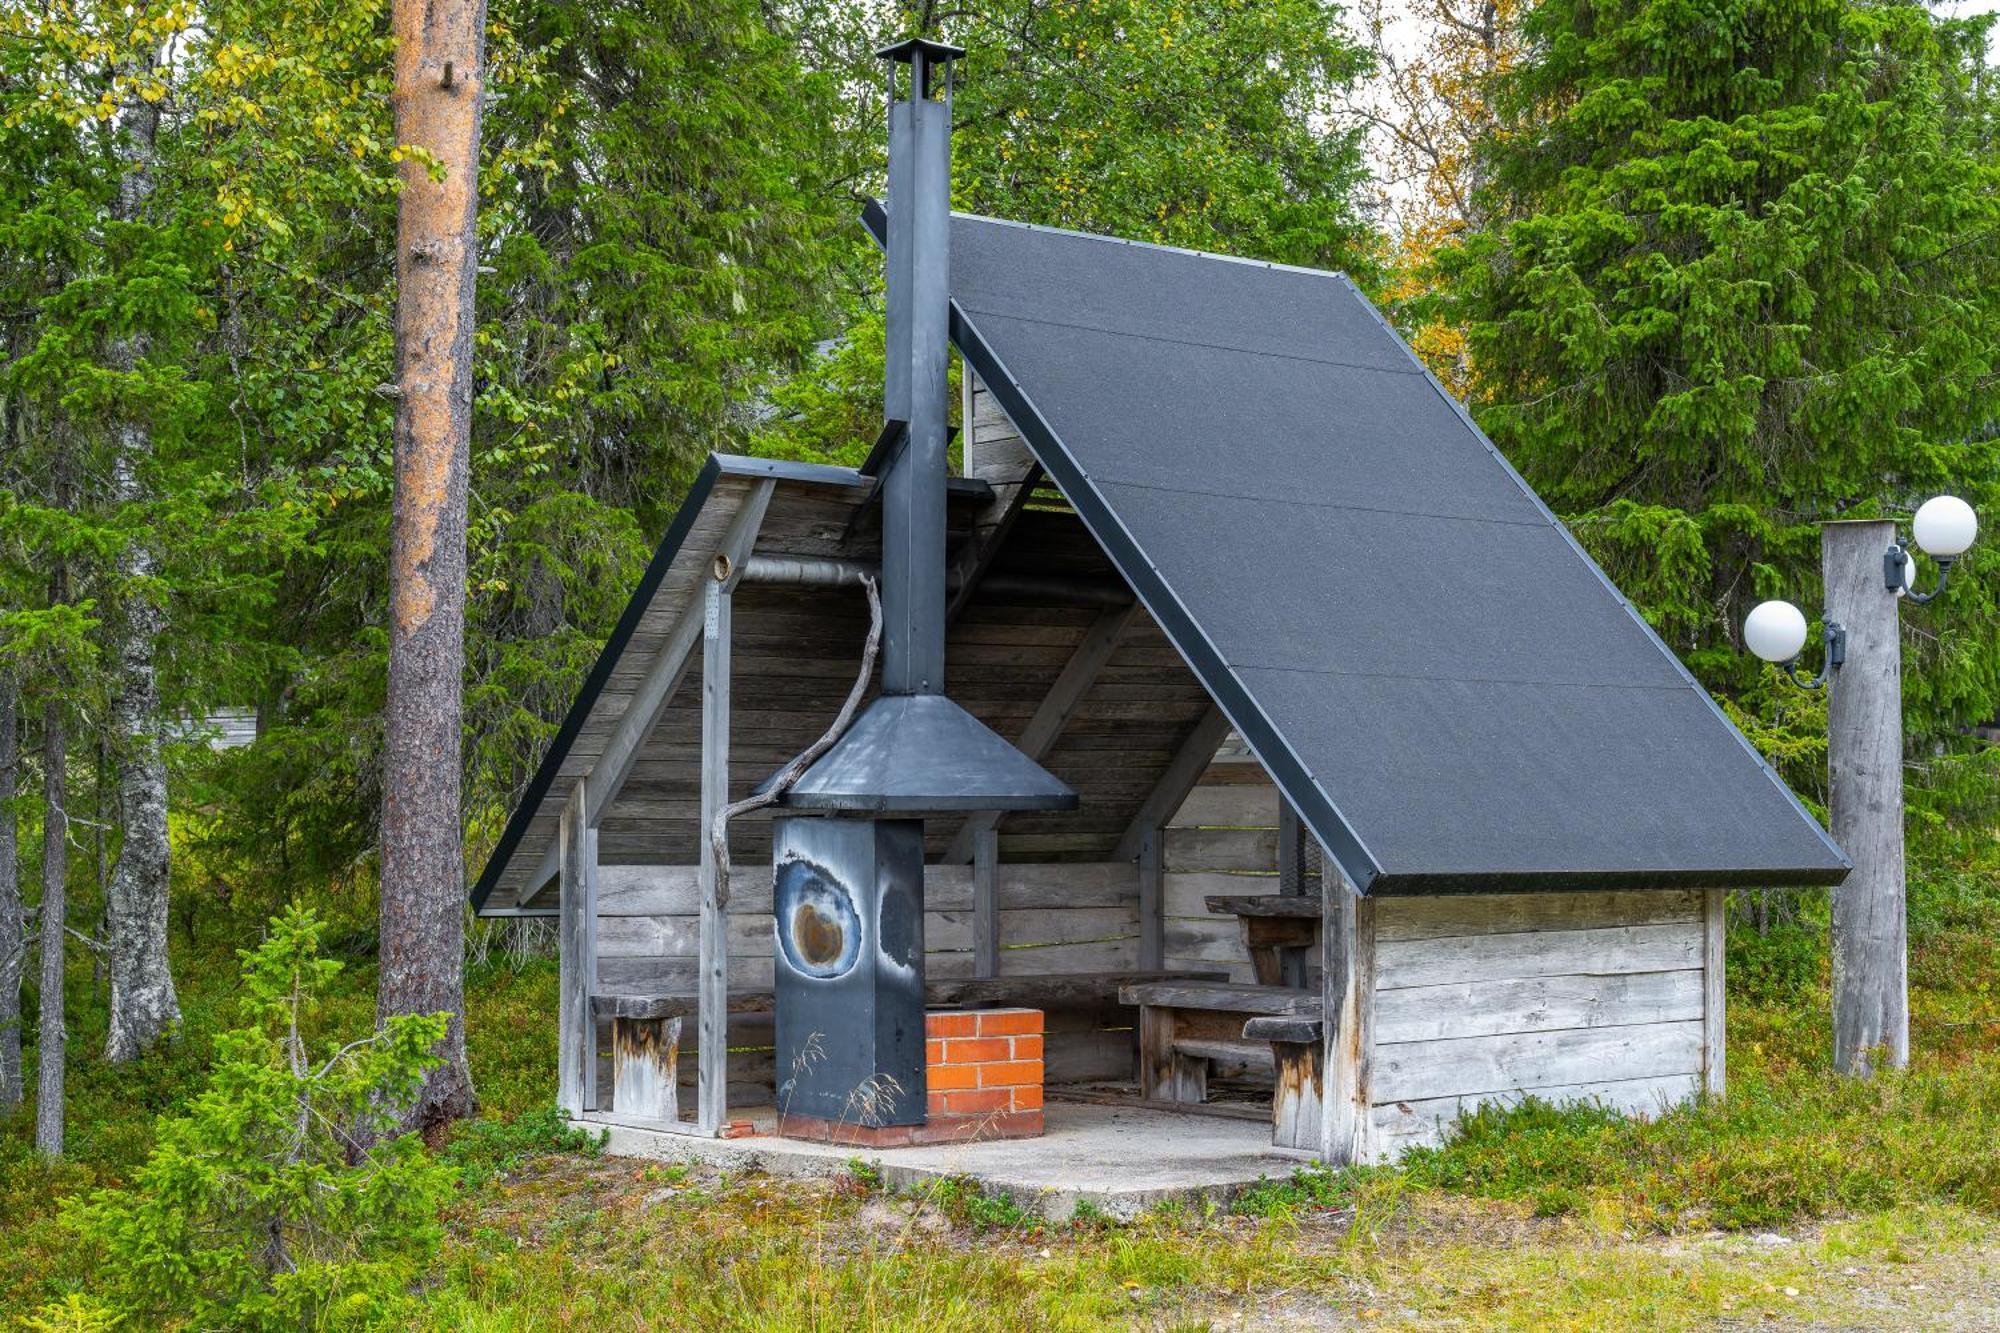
[1447, 0, 2000, 766]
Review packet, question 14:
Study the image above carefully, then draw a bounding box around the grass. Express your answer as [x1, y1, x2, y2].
[417, 1153, 1997, 1329]
[2, 846, 1997, 1326]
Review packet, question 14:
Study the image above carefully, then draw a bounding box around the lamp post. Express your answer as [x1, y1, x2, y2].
[1743, 497, 1978, 1077]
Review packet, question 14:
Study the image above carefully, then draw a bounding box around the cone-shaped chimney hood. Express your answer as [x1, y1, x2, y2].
[775, 38, 1076, 815]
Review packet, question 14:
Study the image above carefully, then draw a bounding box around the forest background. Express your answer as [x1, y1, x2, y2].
[2, 0, 1998, 1325]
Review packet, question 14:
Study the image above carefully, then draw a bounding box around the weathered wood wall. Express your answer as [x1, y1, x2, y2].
[589, 861, 1142, 1104]
[594, 861, 1140, 992]
[1160, 750, 1296, 982]
[1365, 888, 1712, 1158]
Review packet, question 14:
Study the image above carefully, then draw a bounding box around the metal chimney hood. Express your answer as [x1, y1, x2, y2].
[774, 37, 1077, 817]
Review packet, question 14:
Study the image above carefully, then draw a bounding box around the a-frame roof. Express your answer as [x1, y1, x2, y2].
[470, 210, 1849, 913]
[917, 209, 1848, 895]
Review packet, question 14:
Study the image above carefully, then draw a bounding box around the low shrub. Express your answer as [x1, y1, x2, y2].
[442, 1103, 605, 1188]
[50, 905, 456, 1330]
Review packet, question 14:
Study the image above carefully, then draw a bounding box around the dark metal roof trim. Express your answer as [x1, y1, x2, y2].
[1362, 865, 1852, 896]
[468, 453, 995, 913]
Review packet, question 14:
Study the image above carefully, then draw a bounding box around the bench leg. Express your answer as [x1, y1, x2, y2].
[1139, 1006, 1208, 1103]
[1139, 1005, 1169, 1098]
[1270, 1040, 1323, 1152]
[612, 1015, 682, 1122]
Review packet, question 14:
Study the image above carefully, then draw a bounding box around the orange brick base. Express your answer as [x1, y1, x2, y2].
[776, 1108, 1044, 1147]
[777, 1007, 1046, 1147]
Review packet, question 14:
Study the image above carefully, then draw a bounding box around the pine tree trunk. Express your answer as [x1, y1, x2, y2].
[36, 698, 66, 1157]
[103, 70, 179, 1064]
[0, 672, 22, 1108]
[377, 0, 487, 1132]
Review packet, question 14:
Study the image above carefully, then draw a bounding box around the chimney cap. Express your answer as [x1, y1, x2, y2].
[875, 35, 966, 65]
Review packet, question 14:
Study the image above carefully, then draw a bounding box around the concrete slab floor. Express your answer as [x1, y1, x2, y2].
[575, 1100, 1303, 1221]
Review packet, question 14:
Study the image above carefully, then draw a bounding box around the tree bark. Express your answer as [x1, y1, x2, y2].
[36, 697, 66, 1156]
[377, 0, 487, 1132]
[1823, 519, 1908, 1076]
[102, 62, 180, 1063]
[0, 672, 22, 1107]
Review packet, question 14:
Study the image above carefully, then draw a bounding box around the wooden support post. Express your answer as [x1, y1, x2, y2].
[1320, 846, 1375, 1166]
[556, 780, 592, 1115]
[1277, 796, 1308, 987]
[1137, 824, 1164, 971]
[696, 575, 733, 1133]
[1137, 1005, 1206, 1103]
[1823, 519, 1908, 1076]
[1268, 1039, 1324, 1154]
[973, 825, 1000, 978]
[1702, 887, 1727, 1097]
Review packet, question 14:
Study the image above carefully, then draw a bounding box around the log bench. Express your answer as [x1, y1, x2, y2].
[1118, 980, 1327, 1152]
[592, 970, 1223, 1123]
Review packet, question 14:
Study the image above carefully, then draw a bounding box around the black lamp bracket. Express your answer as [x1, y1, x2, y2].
[1785, 621, 1846, 691]
[1885, 543, 1952, 604]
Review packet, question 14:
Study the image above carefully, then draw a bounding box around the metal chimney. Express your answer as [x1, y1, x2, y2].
[775, 37, 1076, 815]
[770, 37, 1072, 1141]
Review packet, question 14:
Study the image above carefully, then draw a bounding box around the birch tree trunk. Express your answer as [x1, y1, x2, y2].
[102, 63, 180, 1063]
[0, 673, 21, 1108]
[36, 698, 66, 1157]
[377, 0, 487, 1131]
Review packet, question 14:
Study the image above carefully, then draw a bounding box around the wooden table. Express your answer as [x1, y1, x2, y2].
[1204, 894, 1319, 986]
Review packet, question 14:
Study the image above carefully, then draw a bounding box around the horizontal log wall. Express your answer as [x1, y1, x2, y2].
[592, 861, 1141, 1102]
[1366, 889, 1708, 1158]
[1162, 755, 1295, 982]
[594, 860, 1139, 992]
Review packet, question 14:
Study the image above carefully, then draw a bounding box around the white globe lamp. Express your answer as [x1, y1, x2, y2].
[1744, 600, 1809, 665]
[1912, 495, 1977, 559]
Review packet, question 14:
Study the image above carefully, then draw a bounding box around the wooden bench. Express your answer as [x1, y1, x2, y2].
[1203, 894, 1319, 986]
[1119, 980, 1327, 1152]
[593, 970, 1222, 1122]
[1243, 1014, 1326, 1152]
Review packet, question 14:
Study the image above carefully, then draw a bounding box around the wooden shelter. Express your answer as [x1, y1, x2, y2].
[470, 202, 1848, 1164]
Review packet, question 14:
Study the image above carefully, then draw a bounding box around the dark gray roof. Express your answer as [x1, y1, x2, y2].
[922, 210, 1849, 894]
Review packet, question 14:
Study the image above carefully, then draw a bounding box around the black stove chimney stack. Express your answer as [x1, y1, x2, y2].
[770, 37, 1073, 1141]
[878, 37, 958, 697]
[771, 37, 1076, 815]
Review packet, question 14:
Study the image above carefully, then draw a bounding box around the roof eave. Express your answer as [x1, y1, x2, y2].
[467, 453, 995, 915]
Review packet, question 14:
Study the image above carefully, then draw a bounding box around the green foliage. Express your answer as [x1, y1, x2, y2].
[1233, 1162, 1370, 1218]
[752, 0, 1380, 467]
[1446, 0, 2000, 778]
[1399, 1050, 2000, 1230]
[916, 1173, 1041, 1231]
[58, 906, 454, 1330]
[1727, 917, 1824, 1003]
[442, 1104, 605, 1189]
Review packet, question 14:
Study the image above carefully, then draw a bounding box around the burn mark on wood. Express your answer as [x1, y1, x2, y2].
[611, 1014, 681, 1123]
